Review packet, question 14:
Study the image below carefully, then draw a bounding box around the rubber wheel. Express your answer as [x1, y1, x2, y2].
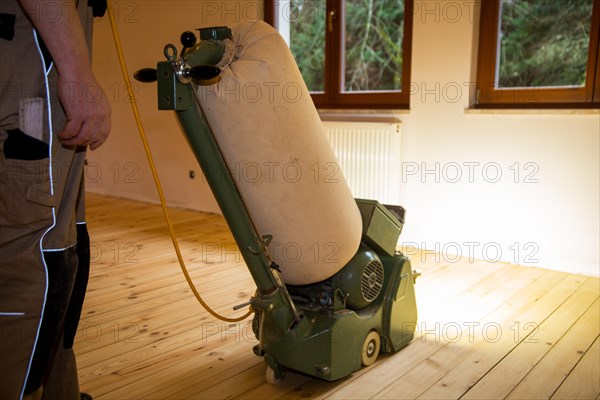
[361, 331, 381, 366]
[266, 365, 282, 384]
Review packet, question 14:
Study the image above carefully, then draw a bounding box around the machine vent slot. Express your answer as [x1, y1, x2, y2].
[361, 260, 384, 302]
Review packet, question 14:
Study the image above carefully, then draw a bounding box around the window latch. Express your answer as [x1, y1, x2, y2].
[328, 10, 336, 32]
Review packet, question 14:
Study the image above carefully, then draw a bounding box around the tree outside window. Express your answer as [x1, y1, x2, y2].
[265, 0, 413, 109]
[477, 0, 600, 107]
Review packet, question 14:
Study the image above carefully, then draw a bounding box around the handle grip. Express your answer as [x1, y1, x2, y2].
[188, 65, 221, 81]
[134, 68, 158, 83]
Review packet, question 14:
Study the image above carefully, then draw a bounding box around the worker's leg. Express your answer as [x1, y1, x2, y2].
[42, 223, 90, 399]
[0, 124, 55, 399]
[41, 344, 81, 399]
[23, 247, 78, 396]
[0, 246, 48, 400]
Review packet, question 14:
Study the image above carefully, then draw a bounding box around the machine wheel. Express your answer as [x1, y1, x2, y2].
[361, 331, 381, 366]
[266, 365, 282, 384]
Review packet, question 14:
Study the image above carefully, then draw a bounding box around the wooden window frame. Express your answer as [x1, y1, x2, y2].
[264, 0, 413, 109]
[476, 0, 600, 109]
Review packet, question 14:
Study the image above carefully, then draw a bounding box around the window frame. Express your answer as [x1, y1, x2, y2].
[475, 0, 600, 109]
[264, 0, 413, 109]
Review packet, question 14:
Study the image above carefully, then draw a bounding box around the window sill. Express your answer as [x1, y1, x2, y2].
[319, 109, 409, 123]
[464, 108, 600, 115]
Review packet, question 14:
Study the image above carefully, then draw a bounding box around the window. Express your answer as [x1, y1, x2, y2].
[265, 0, 413, 109]
[476, 0, 600, 108]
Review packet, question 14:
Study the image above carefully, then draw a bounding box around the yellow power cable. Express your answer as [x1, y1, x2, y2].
[106, 0, 253, 323]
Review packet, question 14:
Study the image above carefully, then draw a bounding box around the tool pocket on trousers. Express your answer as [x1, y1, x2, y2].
[0, 157, 54, 228]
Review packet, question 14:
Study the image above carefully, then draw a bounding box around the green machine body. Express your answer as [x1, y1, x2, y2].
[135, 26, 418, 383]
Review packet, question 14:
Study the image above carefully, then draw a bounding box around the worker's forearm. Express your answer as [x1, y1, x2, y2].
[17, 0, 92, 78]
[16, 0, 112, 150]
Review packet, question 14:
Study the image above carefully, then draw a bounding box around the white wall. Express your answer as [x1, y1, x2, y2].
[88, 0, 264, 214]
[88, 1, 599, 276]
[395, 1, 599, 276]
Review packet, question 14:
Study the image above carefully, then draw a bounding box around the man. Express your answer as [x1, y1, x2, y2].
[0, 0, 111, 398]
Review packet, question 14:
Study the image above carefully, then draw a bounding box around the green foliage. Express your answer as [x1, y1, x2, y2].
[498, 0, 593, 88]
[344, 0, 404, 91]
[285, 0, 593, 91]
[286, 0, 404, 93]
[289, 0, 327, 92]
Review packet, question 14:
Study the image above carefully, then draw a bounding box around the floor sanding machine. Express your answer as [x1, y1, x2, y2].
[134, 21, 418, 383]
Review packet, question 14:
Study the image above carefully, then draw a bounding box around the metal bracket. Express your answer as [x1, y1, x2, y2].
[157, 60, 193, 111]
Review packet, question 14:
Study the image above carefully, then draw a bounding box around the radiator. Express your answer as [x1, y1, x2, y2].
[322, 121, 402, 205]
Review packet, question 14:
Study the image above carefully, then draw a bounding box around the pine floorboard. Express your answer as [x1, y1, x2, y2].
[76, 193, 600, 400]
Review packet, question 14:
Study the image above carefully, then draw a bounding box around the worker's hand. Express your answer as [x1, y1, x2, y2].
[57, 71, 112, 151]
[15, 0, 111, 149]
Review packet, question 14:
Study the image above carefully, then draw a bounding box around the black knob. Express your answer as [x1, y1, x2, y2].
[188, 65, 221, 81]
[133, 68, 157, 83]
[180, 31, 197, 49]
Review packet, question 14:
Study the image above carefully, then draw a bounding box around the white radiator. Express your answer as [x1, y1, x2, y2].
[322, 121, 402, 205]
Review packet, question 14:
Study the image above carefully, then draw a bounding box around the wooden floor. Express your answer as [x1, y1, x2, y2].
[77, 193, 600, 399]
